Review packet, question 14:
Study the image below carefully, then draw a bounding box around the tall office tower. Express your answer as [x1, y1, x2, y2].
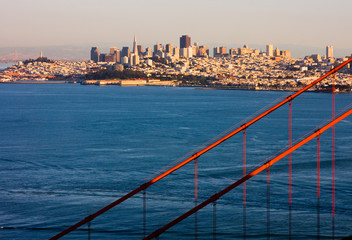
[137, 45, 144, 54]
[281, 50, 291, 59]
[173, 47, 180, 59]
[180, 35, 191, 48]
[180, 48, 188, 58]
[198, 47, 207, 57]
[326, 46, 333, 59]
[274, 48, 280, 57]
[122, 56, 129, 64]
[166, 44, 173, 54]
[105, 54, 115, 62]
[154, 44, 162, 53]
[110, 47, 117, 55]
[133, 35, 138, 55]
[114, 50, 121, 63]
[220, 46, 227, 55]
[266, 44, 274, 57]
[202, 46, 210, 56]
[122, 47, 130, 58]
[229, 48, 238, 56]
[99, 53, 106, 62]
[187, 46, 193, 58]
[90, 47, 100, 62]
[145, 47, 153, 58]
[129, 53, 139, 66]
[192, 43, 199, 56]
[192, 46, 198, 56]
[238, 47, 253, 55]
[214, 47, 220, 57]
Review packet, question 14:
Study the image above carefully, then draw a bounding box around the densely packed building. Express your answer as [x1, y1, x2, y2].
[1, 35, 351, 91]
[0, 59, 99, 82]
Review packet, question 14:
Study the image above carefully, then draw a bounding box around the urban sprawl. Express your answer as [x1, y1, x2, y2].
[1, 35, 352, 91]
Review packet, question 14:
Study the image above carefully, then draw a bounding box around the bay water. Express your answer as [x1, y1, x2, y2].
[0, 84, 351, 239]
[0, 62, 14, 71]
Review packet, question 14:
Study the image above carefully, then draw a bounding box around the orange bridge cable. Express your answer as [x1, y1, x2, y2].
[289, 100, 292, 240]
[143, 108, 352, 240]
[50, 57, 352, 240]
[149, 57, 352, 185]
[267, 167, 270, 240]
[190, 90, 290, 153]
[317, 136, 321, 240]
[332, 73, 336, 239]
[243, 129, 247, 240]
[143, 190, 147, 238]
[240, 102, 352, 179]
[289, 101, 292, 205]
[317, 136, 321, 199]
[194, 158, 198, 239]
[258, 101, 352, 170]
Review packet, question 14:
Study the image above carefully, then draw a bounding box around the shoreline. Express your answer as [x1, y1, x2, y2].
[0, 81, 68, 84]
[189, 85, 351, 93]
[1, 81, 351, 93]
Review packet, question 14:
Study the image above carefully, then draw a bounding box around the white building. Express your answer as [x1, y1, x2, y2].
[326, 46, 333, 59]
[266, 44, 274, 57]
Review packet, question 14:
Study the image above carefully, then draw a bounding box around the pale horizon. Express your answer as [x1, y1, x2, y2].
[1, 0, 351, 59]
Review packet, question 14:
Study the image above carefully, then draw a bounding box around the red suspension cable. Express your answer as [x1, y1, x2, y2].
[144, 108, 352, 240]
[51, 58, 352, 240]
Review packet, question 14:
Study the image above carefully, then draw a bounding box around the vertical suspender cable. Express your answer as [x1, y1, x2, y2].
[87, 221, 91, 240]
[195, 158, 198, 240]
[213, 201, 217, 240]
[317, 136, 321, 240]
[332, 74, 336, 239]
[143, 108, 352, 240]
[289, 101, 292, 240]
[267, 167, 270, 240]
[51, 58, 352, 240]
[243, 130, 247, 240]
[143, 190, 146, 238]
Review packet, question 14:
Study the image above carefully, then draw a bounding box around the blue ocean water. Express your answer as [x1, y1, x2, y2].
[0, 84, 351, 239]
[0, 62, 14, 70]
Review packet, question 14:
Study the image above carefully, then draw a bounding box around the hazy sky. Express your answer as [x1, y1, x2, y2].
[1, 0, 351, 57]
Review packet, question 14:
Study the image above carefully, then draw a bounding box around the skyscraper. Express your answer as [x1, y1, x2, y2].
[274, 48, 280, 57]
[214, 47, 220, 57]
[154, 43, 162, 53]
[137, 45, 144, 55]
[122, 47, 130, 58]
[99, 53, 106, 62]
[266, 44, 274, 57]
[180, 48, 187, 58]
[326, 46, 333, 59]
[104, 54, 115, 62]
[165, 44, 173, 54]
[114, 50, 121, 63]
[133, 35, 138, 55]
[229, 48, 237, 56]
[145, 47, 153, 58]
[110, 47, 117, 55]
[220, 46, 227, 55]
[90, 47, 100, 62]
[180, 35, 191, 48]
[281, 50, 291, 59]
